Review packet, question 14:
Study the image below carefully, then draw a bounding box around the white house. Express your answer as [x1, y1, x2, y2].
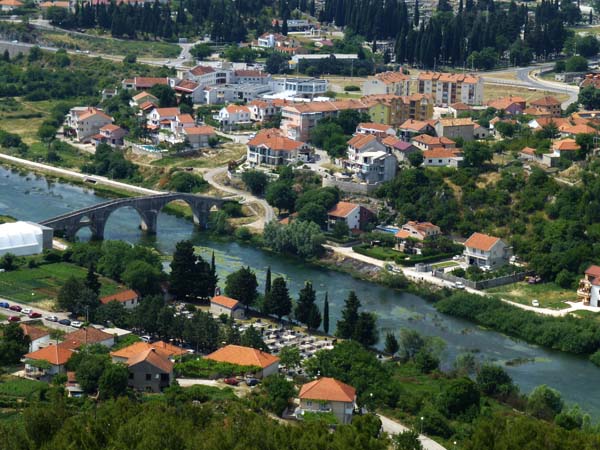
[147, 107, 181, 130]
[297, 377, 357, 425]
[24, 345, 74, 379]
[355, 122, 396, 138]
[65, 107, 113, 142]
[326, 201, 361, 232]
[248, 100, 279, 122]
[175, 79, 204, 103]
[182, 125, 216, 149]
[100, 289, 140, 310]
[20, 324, 50, 353]
[217, 105, 251, 128]
[344, 134, 397, 184]
[422, 148, 463, 167]
[246, 129, 311, 167]
[395, 221, 441, 241]
[210, 295, 245, 319]
[463, 232, 511, 268]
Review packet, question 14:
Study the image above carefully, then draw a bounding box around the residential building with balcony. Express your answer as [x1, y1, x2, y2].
[362, 71, 411, 96]
[463, 232, 511, 268]
[65, 107, 113, 142]
[362, 93, 434, 128]
[417, 72, 483, 106]
[246, 129, 311, 167]
[343, 134, 397, 184]
[297, 377, 356, 425]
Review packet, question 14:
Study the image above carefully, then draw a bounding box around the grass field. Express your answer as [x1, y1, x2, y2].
[486, 281, 574, 309]
[145, 142, 247, 169]
[431, 261, 459, 269]
[0, 376, 46, 398]
[483, 83, 570, 103]
[38, 30, 181, 59]
[0, 262, 122, 306]
[0, 98, 53, 145]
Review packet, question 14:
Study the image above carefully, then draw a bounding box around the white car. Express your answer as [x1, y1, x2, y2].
[532, 300, 540, 307]
[455, 282, 466, 289]
[22, 308, 32, 315]
[71, 321, 83, 328]
[46, 315, 58, 322]
[141, 335, 151, 343]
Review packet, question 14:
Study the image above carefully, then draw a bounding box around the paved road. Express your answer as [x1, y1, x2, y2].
[324, 245, 583, 318]
[378, 414, 447, 450]
[203, 166, 275, 229]
[0, 152, 162, 196]
[0, 297, 76, 332]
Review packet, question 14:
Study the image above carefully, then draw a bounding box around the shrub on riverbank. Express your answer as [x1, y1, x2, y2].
[435, 292, 600, 355]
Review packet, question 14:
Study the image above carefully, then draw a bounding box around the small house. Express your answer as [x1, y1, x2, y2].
[463, 232, 511, 268]
[24, 345, 73, 379]
[204, 344, 280, 378]
[20, 324, 50, 353]
[210, 295, 245, 319]
[127, 348, 174, 393]
[100, 289, 140, 310]
[326, 201, 374, 233]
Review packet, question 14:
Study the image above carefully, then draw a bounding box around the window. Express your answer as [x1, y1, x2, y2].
[145, 374, 151, 381]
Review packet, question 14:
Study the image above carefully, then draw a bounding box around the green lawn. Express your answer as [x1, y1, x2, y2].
[39, 30, 181, 58]
[0, 313, 6, 321]
[0, 376, 47, 398]
[353, 245, 399, 261]
[0, 262, 122, 306]
[486, 281, 574, 310]
[431, 261, 459, 269]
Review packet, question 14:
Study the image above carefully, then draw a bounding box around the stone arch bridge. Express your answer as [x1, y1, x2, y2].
[40, 193, 225, 240]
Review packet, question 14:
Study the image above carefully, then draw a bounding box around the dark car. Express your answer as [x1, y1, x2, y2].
[58, 319, 71, 326]
[7, 316, 20, 322]
[245, 378, 260, 387]
[0, 302, 9, 308]
[223, 377, 239, 386]
[28, 312, 42, 319]
[9, 305, 21, 312]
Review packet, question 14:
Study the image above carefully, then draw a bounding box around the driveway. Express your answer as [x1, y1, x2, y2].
[203, 166, 275, 229]
[378, 414, 447, 450]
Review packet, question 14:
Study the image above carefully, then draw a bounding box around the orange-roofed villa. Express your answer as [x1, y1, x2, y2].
[296, 377, 357, 424]
[204, 344, 279, 378]
[463, 232, 511, 268]
[100, 289, 140, 309]
[24, 345, 74, 379]
[210, 295, 245, 319]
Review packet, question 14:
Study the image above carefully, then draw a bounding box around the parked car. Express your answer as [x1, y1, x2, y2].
[58, 319, 71, 326]
[245, 378, 260, 387]
[46, 315, 58, 322]
[223, 377, 239, 386]
[532, 299, 540, 307]
[71, 321, 83, 328]
[455, 281, 466, 289]
[0, 302, 9, 308]
[22, 308, 32, 315]
[28, 312, 42, 319]
[8, 316, 20, 322]
[141, 335, 151, 343]
[9, 305, 21, 312]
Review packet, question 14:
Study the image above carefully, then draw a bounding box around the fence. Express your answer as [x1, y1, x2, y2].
[433, 269, 528, 290]
[322, 177, 379, 195]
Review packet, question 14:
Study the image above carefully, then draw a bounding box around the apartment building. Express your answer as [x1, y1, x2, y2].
[416, 72, 483, 106]
[362, 71, 411, 96]
[246, 128, 311, 167]
[362, 93, 434, 127]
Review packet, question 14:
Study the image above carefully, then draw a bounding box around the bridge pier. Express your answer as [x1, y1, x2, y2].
[90, 220, 106, 241]
[139, 210, 158, 235]
[191, 204, 210, 229]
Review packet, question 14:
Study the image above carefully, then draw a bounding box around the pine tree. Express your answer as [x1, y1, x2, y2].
[282, 18, 288, 35]
[335, 291, 361, 339]
[265, 266, 272, 296]
[295, 281, 319, 328]
[414, 0, 420, 27]
[384, 332, 399, 356]
[85, 263, 101, 296]
[323, 293, 329, 334]
[225, 266, 258, 312]
[263, 277, 292, 321]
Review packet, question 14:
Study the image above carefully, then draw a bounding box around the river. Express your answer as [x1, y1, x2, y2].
[1, 165, 600, 415]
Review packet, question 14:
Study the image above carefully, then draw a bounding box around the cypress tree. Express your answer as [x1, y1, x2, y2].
[282, 18, 288, 35]
[335, 291, 361, 339]
[85, 263, 101, 296]
[323, 293, 329, 334]
[414, 0, 419, 27]
[263, 276, 292, 321]
[295, 281, 321, 329]
[265, 266, 272, 296]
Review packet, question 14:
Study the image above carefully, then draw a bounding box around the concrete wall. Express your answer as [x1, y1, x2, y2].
[322, 177, 379, 195]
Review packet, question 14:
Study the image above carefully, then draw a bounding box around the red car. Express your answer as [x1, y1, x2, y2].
[9, 305, 22, 312]
[223, 377, 239, 386]
[7, 316, 20, 322]
[28, 312, 42, 319]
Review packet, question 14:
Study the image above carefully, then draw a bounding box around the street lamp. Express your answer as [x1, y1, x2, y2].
[420, 416, 424, 434]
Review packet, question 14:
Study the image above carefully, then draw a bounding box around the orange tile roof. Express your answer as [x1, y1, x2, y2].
[248, 129, 304, 152]
[413, 134, 455, 147]
[132, 91, 156, 101]
[226, 105, 250, 114]
[464, 232, 501, 251]
[523, 106, 552, 117]
[399, 119, 431, 131]
[417, 71, 480, 84]
[533, 117, 570, 128]
[40, 1, 68, 7]
[177, 114, 195, 124]
[531, 96, 561, 107]
[111, 341, 186, 360]
[382, 135, 401, 146]
[328, 201, 359, 218]
[560, 124, 597, 135]
[437, 118, 475, 127]
[211, 295, 240, 309]
[175, 80, 200, 92]
[100, 124, 121, 132]
[0, 0, 23, 6]
[25, 345, 73, 366]
[450, 102, 471, 110]
[357, 122, 392, 132]
[299, 377, 356, 402]
[205, 344, 279, 369]
[19, 324, 49, 341]
[553, 138, 580, 151]
[190, 65, 215, 76]
[139, 101, 156, 111]
[183, 125, 215, 135]
[423, 148, 462, 159]
[154, 107, 180, 117]
[373, 71, 410, 84]
[101, 289, 138, 305]
[134, 77, 169, 88]
[127, 348, 174, 372]
[520, 146, 536, 156]
[78, 107, 112, 121]
[585, 265, 600, 278]
[395, 229, 411, 239]
[348, 133, 377, 148]
[63, 327, 114, 346]
[487, 96, 526, 111]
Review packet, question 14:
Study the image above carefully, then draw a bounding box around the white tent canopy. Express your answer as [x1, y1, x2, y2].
[0, 221, 45, 256]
